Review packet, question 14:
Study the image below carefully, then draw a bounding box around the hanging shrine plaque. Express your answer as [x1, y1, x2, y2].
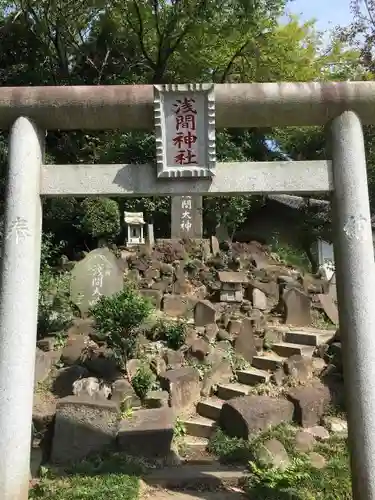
[154, 83, 216, 178]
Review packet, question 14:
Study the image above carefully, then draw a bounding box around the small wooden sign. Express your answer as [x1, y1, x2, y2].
[154, 83, 216, 178]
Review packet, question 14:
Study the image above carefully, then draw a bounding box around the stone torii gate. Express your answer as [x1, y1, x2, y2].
[0, 82, 374, 500]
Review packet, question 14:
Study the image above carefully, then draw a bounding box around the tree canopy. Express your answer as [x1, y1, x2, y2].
[0, 0, 370, 256]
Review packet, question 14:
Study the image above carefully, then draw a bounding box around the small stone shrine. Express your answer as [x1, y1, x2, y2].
[124, 212, 145, 246]
[218, 271, 249, 302]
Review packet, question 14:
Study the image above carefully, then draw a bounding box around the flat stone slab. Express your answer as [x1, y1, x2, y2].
[118, 408, 174, 458]
[146, 463, 247, 489]
[142, 488, 247, 500]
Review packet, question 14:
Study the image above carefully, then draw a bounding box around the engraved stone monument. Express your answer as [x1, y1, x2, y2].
[70, 248, 124, 314]
[171, 195, 203, 239]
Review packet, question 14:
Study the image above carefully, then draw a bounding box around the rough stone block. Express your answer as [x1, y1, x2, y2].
[34, 348, 61, 386]
[234, 318, 257, 362]
[220, 395, 294, 439]
[162, 294, 195, 318]
[287, 383, 331, 428]
[160, 366, 200, 415]
[50, 396, 119, 464]
[194, 300, 217, 326]
[117, 408, 174, 458]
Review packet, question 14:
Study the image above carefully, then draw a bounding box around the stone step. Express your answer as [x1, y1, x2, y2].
[182, 415, 216, 439]
[272, 342, 315, 358]
[180, 435, 209, 452]
[147, 462, 247, 489]
[284, 330, 335, 346]
[216, 382, 251, 400]
[236, 367, 270, 386]
[197, 398, 224, 421]
[251, 353, 285, 371]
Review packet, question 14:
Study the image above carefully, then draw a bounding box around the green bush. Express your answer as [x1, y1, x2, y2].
[80, 197, 121, 242]
[153, 319, 187, 350]
[38, 233, 74, 337]
[89, 285, 153, 361]
[131, 363, 156, 400]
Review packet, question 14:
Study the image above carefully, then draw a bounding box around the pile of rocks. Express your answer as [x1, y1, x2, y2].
[32, 237, 341, 468]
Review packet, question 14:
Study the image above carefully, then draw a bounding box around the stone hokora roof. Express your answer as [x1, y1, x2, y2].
[124, 212, 145, 224]
[218, 271, 249, 284]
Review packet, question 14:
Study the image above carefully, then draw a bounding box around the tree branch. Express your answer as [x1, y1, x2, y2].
[127, 1, 156, 70]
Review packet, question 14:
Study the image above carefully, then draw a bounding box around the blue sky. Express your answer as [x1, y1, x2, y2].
[286, 0, 352, 31]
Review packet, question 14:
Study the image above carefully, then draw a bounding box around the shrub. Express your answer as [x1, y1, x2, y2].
[153, 319, 187, 350]
[131, 363, 156, 400]
[80, 197, 121, 242]
[89, 285, 153, 361]
[38, 233, 74, 337]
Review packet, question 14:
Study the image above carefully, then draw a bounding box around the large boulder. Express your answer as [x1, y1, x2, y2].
[117, 408, 174, 458]
[220, 395, 294, 439]
[50, 396, 119, 464]
[287, 382, 331, 428]
[160, 366, 200, 415]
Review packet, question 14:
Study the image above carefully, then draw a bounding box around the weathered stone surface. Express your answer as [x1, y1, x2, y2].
[322, 416, 348, 436]
[33, 392, 57, 436]
[34, 348, 61, 386]
[234, 318, 257, 362]
[52, 365, 89, 397]
[163, 349, 185, 370]
[37, 337, 55, 352]
[51, 396, 119, 464]
[160, 366, 200, 415]
[309, 452, 327, 469]
[139, 289, 162, 309]
[204, 323, 219, 342]
[145, 390, 169, 408]
[220, 395, 294, 439]
[305, 426, 330, 441]
[252, 288, 268, 311]
[70, 248, 124, 314]
[194, 300, 217, 326]
[118, 408, 174, 458]
[111, 379, 141, 408]
[295, 430, 316, 452]
[61, 334, 90, 366]
[163, 294, 195, 318]
[211, 236, 220, 255]
[126, 359, 142, 380]
[284, 355, 313, 383]
[287, 383, 331, 428]
[201, 359, 232, 397]
[283, 287, 311, 326]
[190, 338, 210, 361]
[318, 293, 339, 326]
[227, 320, 242, 337]
[150, 356, 167, 376]
[255, 439, 290, 471]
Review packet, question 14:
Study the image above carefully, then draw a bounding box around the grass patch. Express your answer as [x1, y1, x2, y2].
[208, 428, 254, 464]
[208, 425, 351, 499]
[246, 436, 351, 499]
[29, 452, 145, 500]
[208, 424, 297, 465]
